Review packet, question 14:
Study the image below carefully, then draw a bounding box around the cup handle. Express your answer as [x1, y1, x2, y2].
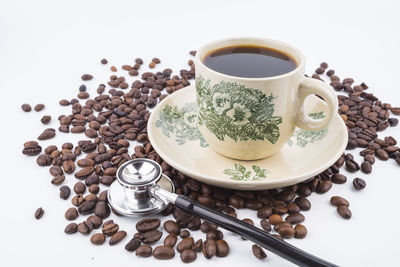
[294, 77, 338, 131]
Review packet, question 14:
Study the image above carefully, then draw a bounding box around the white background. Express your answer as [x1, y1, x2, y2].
[1, 0, 400, 266]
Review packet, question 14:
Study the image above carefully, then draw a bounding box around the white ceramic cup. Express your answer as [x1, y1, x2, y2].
[195, 37, 338, 160]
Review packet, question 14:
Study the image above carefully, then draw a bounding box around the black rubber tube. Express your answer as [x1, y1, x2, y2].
[175, 195, 337, 267]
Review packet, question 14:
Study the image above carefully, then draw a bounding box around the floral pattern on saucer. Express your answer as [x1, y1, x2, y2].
[223, 164, 270, 181]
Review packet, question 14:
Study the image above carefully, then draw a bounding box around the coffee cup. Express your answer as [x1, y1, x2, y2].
[194, 37, 338, 160]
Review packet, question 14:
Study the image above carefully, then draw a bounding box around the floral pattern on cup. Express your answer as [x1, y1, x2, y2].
[286, 111, 328, 147]
[155, 102, 208, 147]
[196, 76, 282, 143]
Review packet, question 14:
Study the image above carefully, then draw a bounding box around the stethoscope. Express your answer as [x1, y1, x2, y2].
[108, 158, 337, 267]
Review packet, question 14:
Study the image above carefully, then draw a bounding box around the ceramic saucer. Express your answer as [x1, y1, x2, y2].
[148, 84, 347, 190]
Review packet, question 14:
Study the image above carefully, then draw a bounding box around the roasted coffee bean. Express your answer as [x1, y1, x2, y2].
[78, 201, 96, 215]
[163, 220, 180, 235]
[202, 239, 216, 259]
[206, 230, 223, 241]
[153, 245, 175, 260]
[389, 118, 399, 127]
[71, 195, 84, 206]
[136, 245, 153, 257]
[41, 115, 51, 124]
[34, 207, 44, 219]
[337, 205, 352, 219]
[164, 234, 178, 247]
[286, 213, 305, 224]
[187, 216, 201, 230]
[353, 177, 366, 190]
[260, 219, 271, 232]
[229, 195, 244, 209]
[50, 166, 63, 177]
[88, 184, 99, 194]
[294, 196, 311, 211]
[101, 58, 108, 64]
[109, 231, 127, 245]
[59, 185, 71, 200]
[277, 189, 295, 203]
[81, 74, 93, 81]
[330, 196, 349, 207]
[102, 222, 119, 236]
[36, 154, 51, 166]
[38, 128, 56, 140]
[215, 240, 229, 257]
[94, 201, 110, 219]
[78, 220, 93, 235]
[180, 230, 190, 239]
[65, 207, 78, 220]
[376, 149, 389, 160]
[136, 218, 160, 232]
[90, 233, 106, 245]
[180, 249, 197, 263]
[177, 237, 194, 252]
[23, 141, 42, 156]
[192, 239, 202, 252]
[278, 225, 295, 239]
[361, 161, 372, 174]
[73, 182, 86, 194]
[294, 224, 307, 239]
[99, 190, 108, 202]
[62, 160, 75, 174]
[142, 229, 163, 244]
[64, 222, 78, 234]
[252, 245, 267, 259]
[331, 173, 347, 184]
[125, 238, 141, 252]
[200, 221, 218, 233]
[75, 166, 94, 179]
[21, 103, 32, 112]
[316, 180, 332, 193]
[269, 214, 282, 225]
[346, 159, 360, 172]
[87, 215, 102, 229]
[257, 206, 273, 219]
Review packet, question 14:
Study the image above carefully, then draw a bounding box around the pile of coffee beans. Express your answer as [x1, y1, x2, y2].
[22, 54, 399, 262]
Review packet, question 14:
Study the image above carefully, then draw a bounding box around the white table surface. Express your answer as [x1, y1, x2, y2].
[1, 0, 400, 266]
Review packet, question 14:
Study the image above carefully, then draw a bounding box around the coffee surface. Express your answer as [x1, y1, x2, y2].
[203, 45, 297, 78]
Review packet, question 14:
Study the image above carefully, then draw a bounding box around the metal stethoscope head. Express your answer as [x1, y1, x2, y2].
[108, 159, 336, 267]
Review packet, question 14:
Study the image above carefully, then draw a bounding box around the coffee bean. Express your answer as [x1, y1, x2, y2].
[216, 240, 229, 257]
[360, 161, 372, 174]
[78, 220, 93, 235]
[35, 207, 44, 219]
[164, 234, 177, 247]
[294, 197, 311, 211]
[59, 185, 71, 200]
[136, 245, 153, 257]
[38, 128, 56, 140]
[142, 229, 163, 244]
[376, 149, 389, 160]
[23, 141, 42, 156]
[389, 118, 399, 127]
[36, 154, 51, 166]
[286, 213, 305, 224]
[331, 173, 347, 184]
[200, 221, 218, 233]
[330, 196, 349, 207]
[41, 115, 51, 124]
[202, 239, 216, 259]
[345, 159, 360, 172]
[78, 201, 96, 215]
[192, 239, 202, 252]
[278, 225, 295, 239]
[64, 222, 78, 234]
[153, 245, 175, 260]
[90, 233, 106, 245]
[180, 229, 190, 239]
[109, 231, 127, 245]
[75, 166, 95, 179]
[180, 249, 197, 263]
[252, 245, 267, 259]
[187, 216, 201, 230]
[229, 195, 244, 209]
[65, 207, 78, 220]
[73, 182, 86, 194]
[81, 74, 93, 81]
[337, 205, 352, 219]
[268, 214, 282, 225]
[21, 103, 32, 112]
[260, 219, 271, 231]
[257, 206, 273, 219]
[101, 58, 108, 64]
[87, 215, 102, 229]
[294, 224, 307, 239]
[125, 238, 141, 252]
[177, 237, 194, 253]
[136, 218, 160, 232]
[102, 222, 119, 236]
[88, 184, 99, 194]
[287, 203, 301, 214]
[316, 180, 332, 193]
[163, 220, 180, 235]
[94, 201, 110, 219]
[353, 178, 366, 190]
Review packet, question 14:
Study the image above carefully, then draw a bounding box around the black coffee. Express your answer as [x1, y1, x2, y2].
[203, 45, 297, 78]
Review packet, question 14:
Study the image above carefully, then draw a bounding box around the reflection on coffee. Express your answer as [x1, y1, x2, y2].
[203, 45, 297, 78]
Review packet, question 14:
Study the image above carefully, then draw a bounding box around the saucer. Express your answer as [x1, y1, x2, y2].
[147, 84, 347, 190]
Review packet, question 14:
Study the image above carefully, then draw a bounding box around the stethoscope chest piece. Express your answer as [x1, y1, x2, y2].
[108, 158, 174, 217]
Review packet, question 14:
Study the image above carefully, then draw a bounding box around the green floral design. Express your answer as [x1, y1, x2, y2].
[196, 76, 282, 143]
[156, 102, 208, 147]
[287, 111, 328, 147]
[223, 164, 269, 181]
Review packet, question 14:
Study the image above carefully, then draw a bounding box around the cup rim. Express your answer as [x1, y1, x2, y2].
[195, 37, 306, 81]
